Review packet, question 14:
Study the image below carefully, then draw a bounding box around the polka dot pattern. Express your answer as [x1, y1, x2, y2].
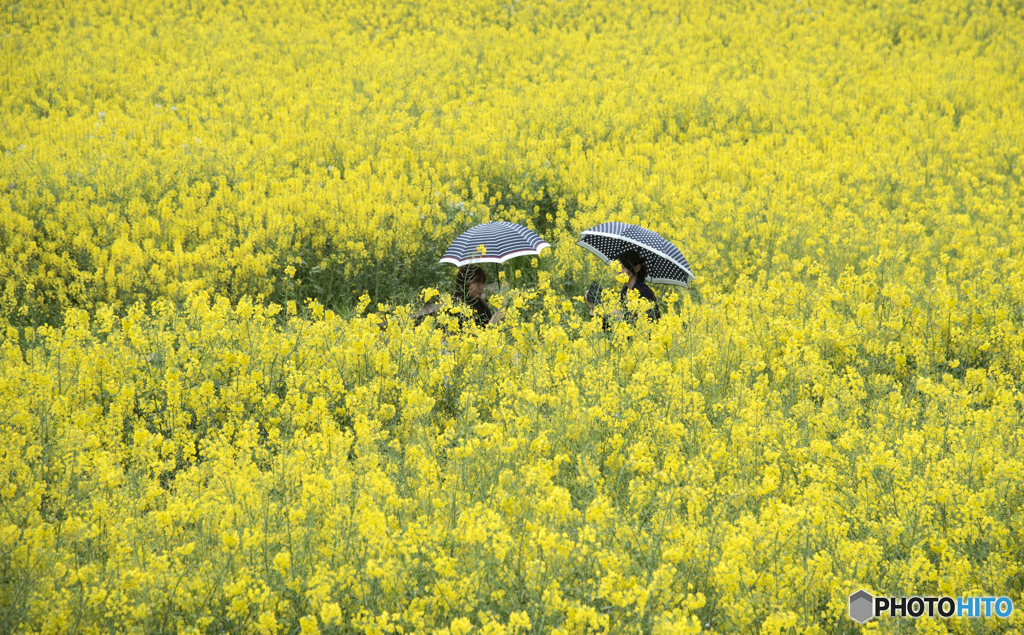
[576, 222, 693, 287]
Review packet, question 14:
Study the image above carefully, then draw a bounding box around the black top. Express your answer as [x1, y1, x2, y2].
[459, 296, 494, 328]
[620, 282, 661, 323]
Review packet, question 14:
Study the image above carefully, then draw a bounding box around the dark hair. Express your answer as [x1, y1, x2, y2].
[618, 251, 647, 285]
[454, 265, 487, 302]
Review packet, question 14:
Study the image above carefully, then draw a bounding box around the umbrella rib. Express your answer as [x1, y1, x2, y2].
[575, 240, 614, 265]
[648, 277, 691, 287]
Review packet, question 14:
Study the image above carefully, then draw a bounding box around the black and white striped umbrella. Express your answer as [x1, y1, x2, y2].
[439, 221, 550, 266]
[576, 222, 694, 287]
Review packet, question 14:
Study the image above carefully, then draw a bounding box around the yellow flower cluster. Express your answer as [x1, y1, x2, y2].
[4, 0, 1019, 325]
[2, 0, 1024, 632]
[3, 272, 1024, 632]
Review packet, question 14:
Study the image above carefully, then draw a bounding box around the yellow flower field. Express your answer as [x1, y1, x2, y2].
[2, 0, 1023, 633]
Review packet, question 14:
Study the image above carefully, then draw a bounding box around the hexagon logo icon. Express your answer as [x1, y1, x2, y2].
[849, 589, 875, 624]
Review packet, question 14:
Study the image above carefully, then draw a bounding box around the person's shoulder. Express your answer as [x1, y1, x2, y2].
[637, 283, 656, 300]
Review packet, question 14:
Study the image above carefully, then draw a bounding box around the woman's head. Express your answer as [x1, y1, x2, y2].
[455, 265, 487, 300]
[617, 250, 647, 285]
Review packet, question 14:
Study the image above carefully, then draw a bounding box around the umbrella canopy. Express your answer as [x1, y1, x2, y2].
[439, 221, 550, 265]
[576, 221, 694, 287]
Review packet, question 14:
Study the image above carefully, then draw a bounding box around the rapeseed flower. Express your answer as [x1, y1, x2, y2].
[3, 0, 1024, 633]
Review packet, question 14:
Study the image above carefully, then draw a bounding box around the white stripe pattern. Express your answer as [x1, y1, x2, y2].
[439, 221, 550, 265]
[576, 222, 693, 287]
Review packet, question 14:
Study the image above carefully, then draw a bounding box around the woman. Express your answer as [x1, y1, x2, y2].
[454, 265, 504, 327]
[587, 250, 660, 324]
[616, 250, 661, 323]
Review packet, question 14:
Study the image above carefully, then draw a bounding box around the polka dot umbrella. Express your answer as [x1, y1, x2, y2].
[576, 222, 694, 287]
[439, 221, 550, 266]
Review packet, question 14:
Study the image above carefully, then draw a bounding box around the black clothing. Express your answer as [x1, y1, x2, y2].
[596, 282, 661, 331]
[620, 282, 660, 324]
[456, 296, 494, 328]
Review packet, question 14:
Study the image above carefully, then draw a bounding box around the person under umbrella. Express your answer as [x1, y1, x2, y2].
[586, 250, 660, 325]
[577, 221, 693, 326]
[453, 264, 503, 327]
[436, 221, 547, 329]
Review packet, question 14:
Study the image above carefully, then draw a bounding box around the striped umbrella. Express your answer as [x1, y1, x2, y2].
[576, 221, 694, 287]
[439, 221, 550, 266]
